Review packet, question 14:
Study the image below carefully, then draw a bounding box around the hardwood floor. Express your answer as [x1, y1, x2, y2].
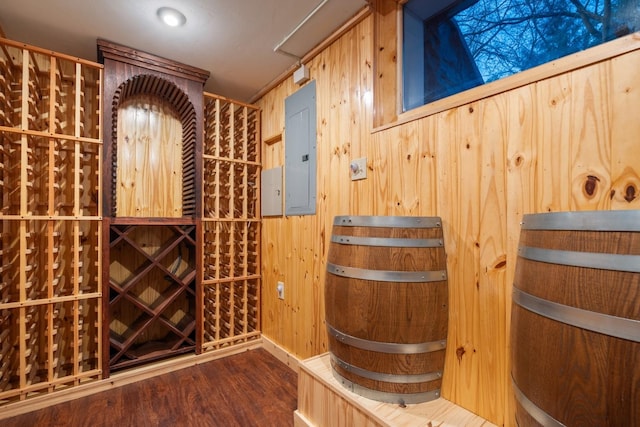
[3, 348, 298, 427]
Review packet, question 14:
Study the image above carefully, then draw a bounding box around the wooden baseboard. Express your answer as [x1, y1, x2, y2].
[261, 334, 302, 374]
[294, 409, 314, 427]
[0, 340, 262, 421]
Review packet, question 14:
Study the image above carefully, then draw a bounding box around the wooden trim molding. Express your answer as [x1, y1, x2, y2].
[0, 36, 103, 67]
[263, 133, 283, 146]
[261, 335, 302, 374]
[372, 0, 401, 127]
[97, 39, 209, 83]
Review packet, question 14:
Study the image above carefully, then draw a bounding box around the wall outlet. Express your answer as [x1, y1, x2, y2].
[277, 281, 285, 300]
[350, 157, 367, 181]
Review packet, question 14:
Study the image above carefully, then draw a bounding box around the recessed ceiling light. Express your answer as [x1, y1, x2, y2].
[157, 7, 186, 27]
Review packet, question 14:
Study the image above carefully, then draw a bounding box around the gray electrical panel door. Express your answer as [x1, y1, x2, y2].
[285, 80, 317, 216]
[261, 166, 283, 216]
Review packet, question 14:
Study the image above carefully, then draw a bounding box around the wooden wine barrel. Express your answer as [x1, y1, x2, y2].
[324, 215, 448, 404]
[511, 210, 640, 426]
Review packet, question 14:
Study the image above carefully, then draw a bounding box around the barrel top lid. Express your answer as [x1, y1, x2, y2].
[521, 210, 640, 231]
[333, 215, 442, 228]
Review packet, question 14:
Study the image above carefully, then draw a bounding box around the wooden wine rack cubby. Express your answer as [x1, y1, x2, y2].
[108, 222, 196, 370]
[0, 38, 103, 404]
[99, 40, 208, 373]
[201, 94, 261, 351]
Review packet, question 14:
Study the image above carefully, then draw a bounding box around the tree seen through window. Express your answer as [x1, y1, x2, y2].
[402, 0, 640, 110]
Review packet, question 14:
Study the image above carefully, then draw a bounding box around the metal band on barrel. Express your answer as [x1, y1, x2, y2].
[521, 210, 640, 231]
[512, 377, 566, 427]
[327, 323, 446, 354]
[331, 368, 440, 405]
[512, 288, 640, 343]
[327, 262, 447, 283]
[330, 353, 442, 384]
[334, 215, 441, 228]
[518, 246, 640, 273]
[331, 234, 443, 248]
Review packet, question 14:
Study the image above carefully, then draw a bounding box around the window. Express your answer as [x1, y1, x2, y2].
[402, 0, 640, 111]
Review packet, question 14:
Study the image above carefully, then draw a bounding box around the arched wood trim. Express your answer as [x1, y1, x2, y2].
[109, 74, 197, 217]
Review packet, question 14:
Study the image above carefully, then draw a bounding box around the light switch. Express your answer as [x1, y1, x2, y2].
[350, 157, 367, 181]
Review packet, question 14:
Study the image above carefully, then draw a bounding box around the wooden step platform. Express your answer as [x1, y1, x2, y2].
[295, 353, 496, 427]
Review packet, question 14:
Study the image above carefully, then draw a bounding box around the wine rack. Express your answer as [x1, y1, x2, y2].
[201, 94, 261, 351]
[99, 40, 209, 373]
[108, 223, 196, 370]
[0, 37, 262, 407]
[0, 37, 103, 404]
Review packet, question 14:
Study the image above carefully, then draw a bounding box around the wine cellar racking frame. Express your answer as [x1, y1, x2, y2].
[0, 38, 103, 404]
[99, 40, 209, 373]
[0, 36, 262, 406]
[99, 41, 262, 372]
[201, 94, 261, 351]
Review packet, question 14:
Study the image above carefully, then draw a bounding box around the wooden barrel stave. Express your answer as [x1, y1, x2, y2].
[325, 215, 448, 404]
[325, 278, 448, 344]
[329, 337, 446, 394]
[511, 210, 640, 426]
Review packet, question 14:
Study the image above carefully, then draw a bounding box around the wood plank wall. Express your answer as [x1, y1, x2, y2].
[256, 14, 640, 426]
[115, 95, 184, 218]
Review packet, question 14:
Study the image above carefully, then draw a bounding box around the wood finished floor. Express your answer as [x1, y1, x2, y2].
[3, 348, 298, 427]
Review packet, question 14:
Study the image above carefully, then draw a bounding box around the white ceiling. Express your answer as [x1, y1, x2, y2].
[0, 0, 368, 102]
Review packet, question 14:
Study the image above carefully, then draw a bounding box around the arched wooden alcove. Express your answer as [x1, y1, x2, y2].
[98, 40, 209, 374]
[110, 74, 197, 217]
[99, 39, 209, 219]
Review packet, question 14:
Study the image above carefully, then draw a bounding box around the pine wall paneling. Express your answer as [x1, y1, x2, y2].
[114, 95, 185, 217]
[610, 53, 640, 209]
[256, 13, 640, 425]
[372, 0, 399, 128]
